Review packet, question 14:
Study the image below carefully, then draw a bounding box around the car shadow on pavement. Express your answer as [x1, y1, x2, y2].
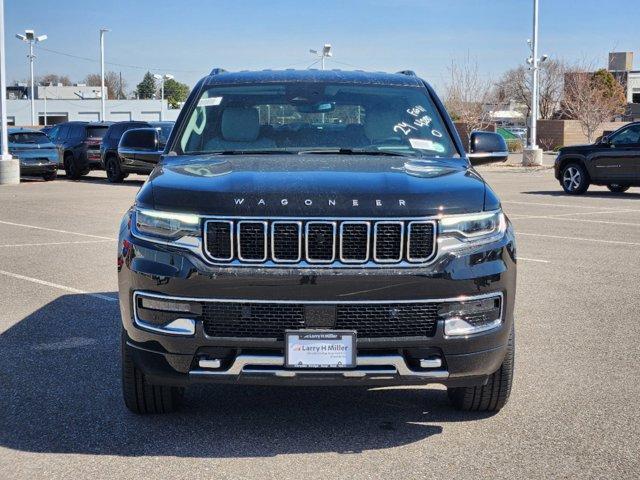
[523, 190, 640, 199]
[0, 293, 492, 458]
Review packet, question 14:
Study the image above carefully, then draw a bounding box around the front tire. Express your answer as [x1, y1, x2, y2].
[561, 163, 589, 194]
[121, 330, 184, 414]
[64, 153, 89, 180]
[42, 171, 57, 181]
[447, 328, 514, 412]
[607, 184, 630, 193]
[105, 155, 126, 183]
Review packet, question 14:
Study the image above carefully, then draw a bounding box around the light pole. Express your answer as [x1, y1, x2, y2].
[0, 0, 19, 185]
[99, 28, 109, 121]
[153, 73, 173, 121]
[309, 44, 332, 70]
[522, 0, 546, 166]
[16, 29, 47, 126]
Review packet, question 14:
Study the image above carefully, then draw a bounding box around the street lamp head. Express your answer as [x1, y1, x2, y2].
[24, 30, 35, 40]
[322, 44, 332, 57]
[309, 49, 318, 55]
[526, 57, 533, 65]
[15, 34, 26, 41]
[36, 35, 47, 43]
[540, 54, 548, 63]
[164, 74, 174, 80]
[100, 27, 110, 33]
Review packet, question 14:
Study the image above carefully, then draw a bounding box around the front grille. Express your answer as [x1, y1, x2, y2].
[203, 218, 437, 266]
[237, 221, 267, 261]
[202, 301, 439, 339]
[374, 222, 403, 262]
[408, 222, 436, 261]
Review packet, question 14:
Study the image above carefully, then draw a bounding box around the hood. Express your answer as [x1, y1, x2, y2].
[558, 144, 595, 153]
[138, 154, 490, 217]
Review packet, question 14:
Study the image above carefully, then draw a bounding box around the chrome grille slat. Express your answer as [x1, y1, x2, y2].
[202, 218, 437, 267]
[305, 221, 336, 263]
[339, 221, 370, 263]
[373, 221, 404, 263]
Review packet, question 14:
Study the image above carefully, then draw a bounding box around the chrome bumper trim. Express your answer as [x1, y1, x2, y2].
[189, 354, 449, 379]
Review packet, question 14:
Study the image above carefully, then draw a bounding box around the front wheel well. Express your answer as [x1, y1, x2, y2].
[558, 157, 590, 181]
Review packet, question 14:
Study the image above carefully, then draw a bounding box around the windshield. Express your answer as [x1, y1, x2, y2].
[9, 132, 51, 145]
[177, 83, 458, 158]
[151, 122, 174, 144]
[86, 126, 109, 139]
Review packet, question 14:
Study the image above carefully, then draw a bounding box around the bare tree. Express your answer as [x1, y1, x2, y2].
[39, 73, 72, 86]
[83, 71, 127, 99]
[444, 57, 494, 146]
[562, 67, 626, 142]
[494, 59, 566, 119]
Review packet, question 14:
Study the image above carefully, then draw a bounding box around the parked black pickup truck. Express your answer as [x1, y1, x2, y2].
[117, 68, 516, 414]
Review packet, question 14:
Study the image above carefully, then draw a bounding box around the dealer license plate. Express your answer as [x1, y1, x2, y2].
[285, 330, 356, 369]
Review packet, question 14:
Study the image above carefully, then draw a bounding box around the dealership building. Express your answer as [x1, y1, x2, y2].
[6, 98, 180, 127]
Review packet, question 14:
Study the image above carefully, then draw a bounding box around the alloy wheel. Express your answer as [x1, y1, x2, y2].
[562, 166, 581, 191]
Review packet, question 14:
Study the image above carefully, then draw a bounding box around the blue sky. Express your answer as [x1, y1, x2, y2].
[5, 0, 640, 93]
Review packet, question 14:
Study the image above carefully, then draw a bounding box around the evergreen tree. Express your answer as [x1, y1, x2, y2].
[136, 72, 156, 99]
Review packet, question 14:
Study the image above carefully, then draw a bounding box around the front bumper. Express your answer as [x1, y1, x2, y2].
[19, 161, 57, 176]
[118, 217, 517, 388]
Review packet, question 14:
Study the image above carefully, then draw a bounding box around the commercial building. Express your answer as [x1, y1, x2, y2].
[6, 98, 179, 126]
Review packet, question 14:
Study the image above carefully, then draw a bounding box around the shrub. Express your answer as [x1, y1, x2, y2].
[506, 139, 523, 153]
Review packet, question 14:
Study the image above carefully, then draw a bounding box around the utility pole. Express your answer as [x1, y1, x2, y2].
[100, 28, 109, 121]
[16, 29, 47, 126]
[309, 44, 332, 70]
[0, 0, 19, 185]
[522, 0, 546, 166]
[153, 73, 173, 121]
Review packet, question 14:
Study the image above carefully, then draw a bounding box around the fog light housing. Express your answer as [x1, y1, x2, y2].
[440, 295, 502, 336]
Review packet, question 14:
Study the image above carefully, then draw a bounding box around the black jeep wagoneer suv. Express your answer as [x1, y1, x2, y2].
[118, 69, 516, 414]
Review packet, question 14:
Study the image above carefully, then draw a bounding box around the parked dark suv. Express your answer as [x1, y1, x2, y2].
[118, 69, 516, 414]
[101, 121, 174, 183]
[555, 121, 640, 194]
[47, 121, 112, 179]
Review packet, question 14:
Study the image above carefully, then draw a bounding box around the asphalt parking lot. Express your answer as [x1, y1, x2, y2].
[1, 167, 639, 479]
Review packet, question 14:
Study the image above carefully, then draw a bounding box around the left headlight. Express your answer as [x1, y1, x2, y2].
[134, 208, 201, 240]
[439, 209, 506, 247]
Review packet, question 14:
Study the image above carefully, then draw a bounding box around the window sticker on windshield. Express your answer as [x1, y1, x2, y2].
[198, 96, 223, 107]
[409, 138, 446, 153]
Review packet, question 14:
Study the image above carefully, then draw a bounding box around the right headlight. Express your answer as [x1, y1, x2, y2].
[439, 210, 506, 248]
[133, 207, 201, 241]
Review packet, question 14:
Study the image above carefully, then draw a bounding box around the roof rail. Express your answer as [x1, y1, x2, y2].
[396, 70, 417, 77]
[209, 68, 227, 76]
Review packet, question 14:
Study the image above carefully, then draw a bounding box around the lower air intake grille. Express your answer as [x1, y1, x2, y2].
[202, 301, 439, 339]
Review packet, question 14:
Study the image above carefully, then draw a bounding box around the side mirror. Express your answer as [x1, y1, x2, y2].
[118, 128, 160, 162]
[599, 135, 611, 145]
[467, 131, 509, 166]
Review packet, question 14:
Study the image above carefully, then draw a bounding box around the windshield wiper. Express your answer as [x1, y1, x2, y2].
[297, 148, 411, 157]
[193, 150, 296, 156]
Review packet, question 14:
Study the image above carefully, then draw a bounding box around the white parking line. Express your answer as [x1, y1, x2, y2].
[517, 257, 550, 263]
[517, 232, 640, 247]
[0, 240, 115, 248]
[0, 269, 118, 302]
[0, 219, 115, 240]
